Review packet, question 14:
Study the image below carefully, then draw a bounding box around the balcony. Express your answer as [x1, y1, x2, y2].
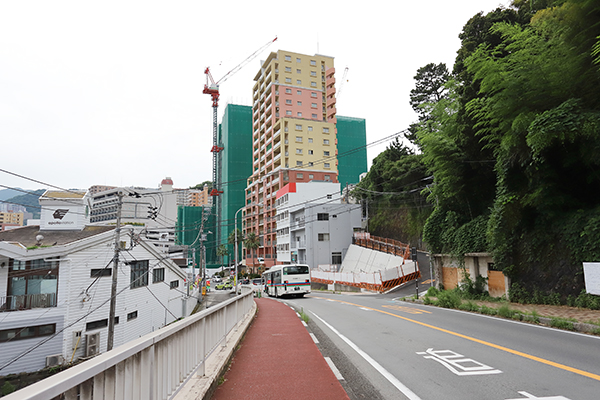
[1, 293, 57, 312]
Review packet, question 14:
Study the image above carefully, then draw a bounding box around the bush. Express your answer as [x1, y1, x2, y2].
[426, 286, 440, 297]
[497, 304, 514, 318]
[480, 305, 497, 315]
[435, 290, 462, 309]
[458, 301, 479, 312]
[2, 381, 16, 396]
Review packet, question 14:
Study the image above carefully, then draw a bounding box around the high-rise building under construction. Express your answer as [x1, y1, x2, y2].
[243, 50, 357, 270]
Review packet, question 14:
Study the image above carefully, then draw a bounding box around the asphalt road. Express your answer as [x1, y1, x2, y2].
[282, 292, 600, 400]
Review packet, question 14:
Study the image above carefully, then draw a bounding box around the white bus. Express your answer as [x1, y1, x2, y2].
[262, 264, 311, 298]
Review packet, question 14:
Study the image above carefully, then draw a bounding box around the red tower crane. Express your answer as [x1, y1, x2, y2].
[203, 36, 277, 198]
[203, 37, 277, 246]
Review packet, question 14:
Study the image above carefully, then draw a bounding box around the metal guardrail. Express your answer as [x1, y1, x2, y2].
[5, 288, 255, 400]
[0, 293, 57, 312]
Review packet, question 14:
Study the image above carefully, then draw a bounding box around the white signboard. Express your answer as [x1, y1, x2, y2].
[582, 262, 600, 295]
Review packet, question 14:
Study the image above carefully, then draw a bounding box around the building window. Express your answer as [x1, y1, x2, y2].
[324, 151, 330, 156]
[324, 175, 331, 181]
[323, 127, 330, 133]
[296, 136, 302, 142]
[323, 139, 330, 145]
[318, 233, 330, 241]
[324, 163, 330, 169]
[296, 148, 303, 154]
[7, 258, 59, 309]
[153, 268, 165, 283]
[285, 66, 291, 72]
[296, 79, 302, 85]
[286, 110, 292, 115]
[296, 69, 301, 74]
[130, 260, 149, 289]
[127, 311, 138, 321]
[309, 174, 314, 179]
[296, 161, 303, 166]
[308, 138, 313, 143]
[332, 252, 342, 264]
[170, 280, 180, 290]
[86, 317, 118, 331]
[297, 101, 302, 106]
[311, 82, 317, 87]
[286, 99, 292, 104]
[312, 114, 318, 119]
[285, 78, 292, 83]
[297, 173, 303, 179]
[285, 88, 292, 94]
[308, 126, 313, 131]
[309, 162, 314, 166]
[90, 268, 111, 278]
[285, 55, 291, 61]
[317, 213, 329, 221]
[311, 71, 317, 77]
[297, 112, 302, 117]
[311, 103, 318, 108]
[296, 57, 301, 63]
[308, 150, 313, 155]
[310, 60, 316, 66]
[0, 324, 56, 343]
[311, 92, 317, 98]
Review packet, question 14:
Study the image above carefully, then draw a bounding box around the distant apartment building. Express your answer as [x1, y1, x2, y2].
[88, 185, 117, 195]
[0, 212, 24, 227]
[188, 184, 212, 207]
[241, 50, 370, 270]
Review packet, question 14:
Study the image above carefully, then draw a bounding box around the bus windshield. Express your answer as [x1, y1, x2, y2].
[283, 265, 309, 275]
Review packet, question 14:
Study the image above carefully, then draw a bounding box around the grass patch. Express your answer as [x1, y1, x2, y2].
[480, 305, 497, 315]
[299, 308, 310, 323]
[550, 317, 575, 331]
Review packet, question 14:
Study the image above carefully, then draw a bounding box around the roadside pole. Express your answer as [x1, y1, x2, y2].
[107, 191, 123, 351]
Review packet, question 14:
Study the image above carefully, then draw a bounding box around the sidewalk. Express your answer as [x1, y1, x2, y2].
[211, 297, 349, 400]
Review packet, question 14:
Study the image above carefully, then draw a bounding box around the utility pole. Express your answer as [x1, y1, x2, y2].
[107, 191, 123, 352]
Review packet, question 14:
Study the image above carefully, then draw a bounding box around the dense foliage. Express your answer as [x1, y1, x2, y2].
[353, 138, 431, 246]
[417, 0, 600, 296]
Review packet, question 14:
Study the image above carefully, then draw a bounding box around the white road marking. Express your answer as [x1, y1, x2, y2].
[416, 348, 502, 376]
[311, 312, 422, 400]
[324, 356, 344, 380]
[309, 332, 319, 343]
[505, 391, 571, 400]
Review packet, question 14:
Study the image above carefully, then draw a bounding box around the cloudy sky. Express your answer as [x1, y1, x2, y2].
[0, 0, 508, 192]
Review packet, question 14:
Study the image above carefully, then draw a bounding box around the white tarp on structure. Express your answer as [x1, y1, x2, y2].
[340, 244, 408, 274]
[312, 244, 417, 288]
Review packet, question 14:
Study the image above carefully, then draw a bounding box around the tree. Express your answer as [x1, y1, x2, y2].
[190, 181, 212, 190]
[216, 244, 228, 268]
[243, 233, 260, 272]
[228, 229, 244, 265]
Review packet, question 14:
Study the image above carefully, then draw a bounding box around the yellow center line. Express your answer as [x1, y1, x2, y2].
[313, 296, 600, 382]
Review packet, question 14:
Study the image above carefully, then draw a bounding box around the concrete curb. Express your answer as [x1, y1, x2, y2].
[173, 301, 258, 400]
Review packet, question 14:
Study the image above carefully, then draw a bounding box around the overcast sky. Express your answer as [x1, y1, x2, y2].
[0, 0, 508, 192]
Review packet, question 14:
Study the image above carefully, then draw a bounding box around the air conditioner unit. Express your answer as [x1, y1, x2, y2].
[46, 354, 64, 367]
[86, 332, 100, 357]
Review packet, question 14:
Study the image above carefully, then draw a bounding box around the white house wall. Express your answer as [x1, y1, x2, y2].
[0, 230, 191, 375]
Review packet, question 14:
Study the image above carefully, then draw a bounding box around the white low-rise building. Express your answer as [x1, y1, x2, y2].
[275, 181, 362, 269]
[0, 190, 196, 375]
